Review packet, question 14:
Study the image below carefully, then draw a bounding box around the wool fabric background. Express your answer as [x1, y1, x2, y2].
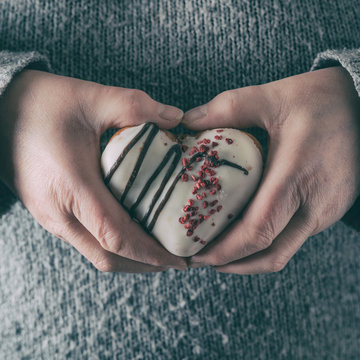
[0, 0, 360, 358]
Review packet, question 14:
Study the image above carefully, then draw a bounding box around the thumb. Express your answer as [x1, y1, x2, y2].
[82, 84, 184, 133]
[182, 85, 268, 131]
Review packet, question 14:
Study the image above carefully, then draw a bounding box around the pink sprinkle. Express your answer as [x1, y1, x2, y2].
[182, 158, 189, 167]
[199, 145, 209, 153]
[216, 129, 224, 133]
[210, 200, 218, 207]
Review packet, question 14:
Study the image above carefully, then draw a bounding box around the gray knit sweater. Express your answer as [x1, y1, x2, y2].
[1, 1, 360, 359]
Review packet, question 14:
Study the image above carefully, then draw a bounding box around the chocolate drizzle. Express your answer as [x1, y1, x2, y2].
[120, 125, 159, 203]
[131, 144, 181, 220]
[105, 123, 249, 233]
[104, 123, 152, 185]
[218, 159, 248, 175]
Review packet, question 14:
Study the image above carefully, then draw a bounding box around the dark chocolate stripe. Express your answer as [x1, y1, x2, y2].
[104, 122, 151, 185]
[148, 168, 185, 232]
[147, 152, 201, 232]
[130, 144, 181, 216]
[219, 159, 249, 175]
[141, 145, 182, 225]
[120, 124, 159, 203]
[147, 153, 249, 232]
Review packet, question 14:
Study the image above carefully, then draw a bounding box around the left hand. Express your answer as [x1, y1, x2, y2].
[182, 66, 360, 274]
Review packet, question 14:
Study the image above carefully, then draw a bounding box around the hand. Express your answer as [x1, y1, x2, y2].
[183, 66, 360, 274]
[0, 70, 187, 273]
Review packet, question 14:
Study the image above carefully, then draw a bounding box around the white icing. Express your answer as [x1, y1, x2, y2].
[101, 124, 263, 257]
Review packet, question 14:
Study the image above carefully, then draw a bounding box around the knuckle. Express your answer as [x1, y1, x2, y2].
[209, 252, 229, 266]
[92, 256, 114, 273]
[215, 90, 238, 117]
[125, 89, 148, 118]
[267, 254, 289, 273]
[34, 207, 75, 242]
[252, 226, 274, 251]
[99, 231, 124, 255]
[148, 257, 165, 268]
[94, 213, 124, 254]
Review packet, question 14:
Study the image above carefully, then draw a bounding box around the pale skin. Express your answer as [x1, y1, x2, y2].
[0, 66, 359, 274]
[0, 69, 186, 273]
[184, 66, 360, 273]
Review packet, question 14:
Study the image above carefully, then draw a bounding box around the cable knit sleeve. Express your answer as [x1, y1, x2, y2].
[0, 50, 50, 215]
[311, 48, 360, 231]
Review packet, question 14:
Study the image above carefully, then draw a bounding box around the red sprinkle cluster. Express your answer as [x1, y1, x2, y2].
[178, 131, 235, 245]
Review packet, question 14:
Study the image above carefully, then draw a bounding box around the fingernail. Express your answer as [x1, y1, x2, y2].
[158, 105, 184, 121]
[183, 106, 207, 123]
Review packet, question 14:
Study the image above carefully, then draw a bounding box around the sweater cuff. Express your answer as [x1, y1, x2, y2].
[311, 48, 360, 97]
[311, 49, 360, 231]
[0, 50, 51, 95]
[0, 51, 51, 214]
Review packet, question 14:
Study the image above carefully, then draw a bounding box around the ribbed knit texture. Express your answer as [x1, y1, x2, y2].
[0, 1, 360, 359]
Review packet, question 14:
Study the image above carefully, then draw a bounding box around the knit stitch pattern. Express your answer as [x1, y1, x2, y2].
[311, 48, 360, 96]
[0, 1, 360, 359]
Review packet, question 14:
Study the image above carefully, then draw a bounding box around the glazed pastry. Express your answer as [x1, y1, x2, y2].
[101, 123, 263, 257]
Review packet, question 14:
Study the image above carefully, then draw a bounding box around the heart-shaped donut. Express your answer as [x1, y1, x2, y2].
[101, 123, 263, 257]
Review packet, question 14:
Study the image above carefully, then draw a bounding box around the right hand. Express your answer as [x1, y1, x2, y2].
[0, 70, 187, 272]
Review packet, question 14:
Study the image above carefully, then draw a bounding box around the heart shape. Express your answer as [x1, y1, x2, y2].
[101, 123, 263, 257]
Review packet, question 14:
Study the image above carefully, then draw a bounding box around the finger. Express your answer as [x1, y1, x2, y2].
[77, 181, 188, 270]
[85, 86, 184, 133]
[71, 164, 187, 270]
[60, 218, 166, 273]
[190, 145, 300, 267]
[213, 211, 313, 274]
[182, 86, 269, 131]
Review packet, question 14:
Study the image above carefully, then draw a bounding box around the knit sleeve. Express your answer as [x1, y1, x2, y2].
[0, 50, 50, 215]
[0, 51, 50, 95]
[311, 48, 360, 97]
[311, 48, 360, 231]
